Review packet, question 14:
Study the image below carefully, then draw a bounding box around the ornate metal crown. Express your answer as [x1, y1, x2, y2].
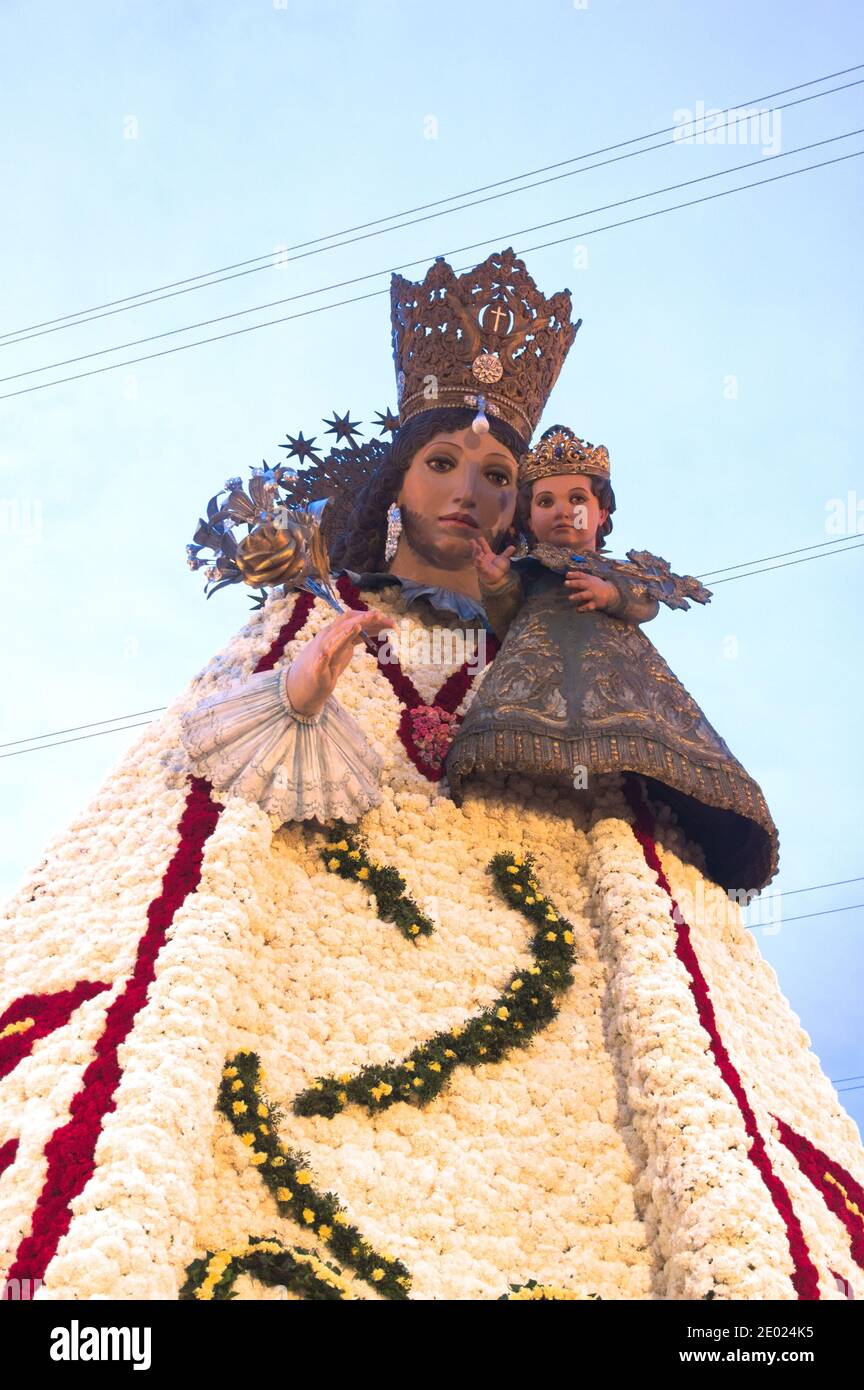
[391, 248, 580, 441]
[519, 425, 611, 487]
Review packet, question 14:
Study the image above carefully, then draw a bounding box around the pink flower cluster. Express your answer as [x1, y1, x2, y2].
[407, 704, 460, 770]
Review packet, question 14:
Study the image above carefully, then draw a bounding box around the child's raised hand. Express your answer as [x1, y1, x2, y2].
[470, 534, 516, 589]
[565, 571, 619, 612]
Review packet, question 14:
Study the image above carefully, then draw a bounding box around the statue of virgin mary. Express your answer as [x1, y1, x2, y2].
[1, 249, 862, 1303]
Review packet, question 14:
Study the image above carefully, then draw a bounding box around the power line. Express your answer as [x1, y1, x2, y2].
[2, 531, 861, 758]
[3, 127, 859, 387]
[756, 903, 864, 925]
[4, 66, 861, 347]
[698, 534, 864, 578]
[836, 1082, 864, 1094]
[706, 539, 864, 583]
[2, 141, 862, 402]
[0, 721, 155, 757]
[0, 706, 169, 750]
[834, 1073, 864, 1084]
[760, 876, 864, 899]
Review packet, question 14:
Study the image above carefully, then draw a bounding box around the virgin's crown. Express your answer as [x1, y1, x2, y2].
[390, 248, 580, 442]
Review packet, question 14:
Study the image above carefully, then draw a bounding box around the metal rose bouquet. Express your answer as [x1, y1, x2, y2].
[185, 465, 379, 650]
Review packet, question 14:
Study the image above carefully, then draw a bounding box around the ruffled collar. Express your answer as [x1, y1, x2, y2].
[338, 569, 493, 630]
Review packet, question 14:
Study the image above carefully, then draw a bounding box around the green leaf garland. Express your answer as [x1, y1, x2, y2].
[319, 820, 435, 942]
[216, 1050, 412, 1300]
[498, 1278, 601, 1301]
[293, 851, 577, 1119]
[180, 1235, 351, 1301]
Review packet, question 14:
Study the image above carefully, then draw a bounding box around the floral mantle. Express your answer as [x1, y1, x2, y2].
[0, 583, 862, 1301]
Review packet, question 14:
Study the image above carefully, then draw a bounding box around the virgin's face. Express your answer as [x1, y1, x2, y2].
[530, 472, 609, 551]
[395, 427, 519, 571]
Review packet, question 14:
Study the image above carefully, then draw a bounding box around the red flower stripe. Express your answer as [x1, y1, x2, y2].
[0, 1138, 18, 1179]
[4, 589, 315, 1297]
[772, 1115, 864, 1270]
[6, 776, 223, 1293]
[0, 983, 110, 1082]
[253, 591, 315, 673]
[335, 574, 499, 782]
[621, 773, 822, 1300]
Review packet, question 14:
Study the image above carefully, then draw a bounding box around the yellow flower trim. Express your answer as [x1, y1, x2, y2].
[192, 1238, 353, 1301]
[825, 1171, 864, 1219]
[219, 1051, 412, 1300]
[0, 1017, 35, 1041]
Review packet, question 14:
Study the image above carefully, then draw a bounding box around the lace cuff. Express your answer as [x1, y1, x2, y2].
[172, 665, 384, 824]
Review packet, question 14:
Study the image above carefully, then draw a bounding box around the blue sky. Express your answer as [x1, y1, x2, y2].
[1, 1, 862, 1134]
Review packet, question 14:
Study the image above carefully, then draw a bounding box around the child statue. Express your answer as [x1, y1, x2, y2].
[447, 424, 779, 892]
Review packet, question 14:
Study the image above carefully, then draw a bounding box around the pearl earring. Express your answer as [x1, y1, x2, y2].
[384, 501, 402, 562]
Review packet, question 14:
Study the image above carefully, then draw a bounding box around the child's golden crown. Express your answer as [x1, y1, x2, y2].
[519, 425, 611, 487]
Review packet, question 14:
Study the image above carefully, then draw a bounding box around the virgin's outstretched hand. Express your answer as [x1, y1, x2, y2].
[284, 608, 397, 718]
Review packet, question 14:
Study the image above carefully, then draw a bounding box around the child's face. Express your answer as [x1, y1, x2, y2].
[529, 473, 609, 550]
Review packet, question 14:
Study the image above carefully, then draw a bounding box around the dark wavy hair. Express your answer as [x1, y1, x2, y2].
[329, 406, 529, 573]
[516, 474, 616, 552]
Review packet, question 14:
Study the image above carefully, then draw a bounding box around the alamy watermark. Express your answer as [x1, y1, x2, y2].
[49, 1319, 151, 1370]
[825, 490, 864, 536]
[672, 103, 781, 156]
[3, 1277, 44, 1299]
[0, 496, 43, 543]
[377, 619, 487, 675]
[672, 881, 782, 936]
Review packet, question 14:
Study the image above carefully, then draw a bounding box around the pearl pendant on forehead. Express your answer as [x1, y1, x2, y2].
[471, 394, 490, 435]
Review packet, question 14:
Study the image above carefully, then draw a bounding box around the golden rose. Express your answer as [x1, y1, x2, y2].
[235, 520, 308, 588]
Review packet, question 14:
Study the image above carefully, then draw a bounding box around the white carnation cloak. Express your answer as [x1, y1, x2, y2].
[0, 584, 861, 1301]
